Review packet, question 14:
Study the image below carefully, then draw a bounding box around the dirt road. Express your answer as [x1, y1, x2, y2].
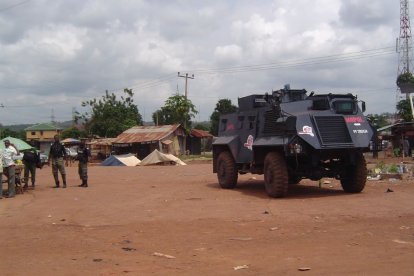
[1, 163, 413, 275]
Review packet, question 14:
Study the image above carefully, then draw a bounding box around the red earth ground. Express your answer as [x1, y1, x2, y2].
[1, 157, 413, 275]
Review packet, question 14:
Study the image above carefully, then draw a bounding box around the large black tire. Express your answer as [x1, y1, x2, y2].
[340, 154, 367, 193]
[216, 151, 238, 189]
[264, 152, 288, 198]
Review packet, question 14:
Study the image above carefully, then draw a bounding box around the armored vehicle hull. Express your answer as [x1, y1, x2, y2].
[213, 87, 373, 198]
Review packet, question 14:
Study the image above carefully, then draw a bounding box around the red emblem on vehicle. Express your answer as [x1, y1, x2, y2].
[345, 116, 363, 123]
[227, 123, 235, 130]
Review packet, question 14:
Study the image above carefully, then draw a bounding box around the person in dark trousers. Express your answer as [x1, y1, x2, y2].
[77, 143, 90, 187]
[48, 135, 67, 188]
[0, 151, 4, 199]
[1, 140, 19, 198]
[22, 148, 40, 190]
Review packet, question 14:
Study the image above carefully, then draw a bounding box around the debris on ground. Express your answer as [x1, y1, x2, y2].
[122, 247, 136, 251]
[393, 239, 414, 245]
[386, 188, 394, 193]
[367, 175, 381, 181]
[233, 265, 249, 270]
[270, 227, 279, 231]
[153, 252, 176, 259]
[229, 237, 252, 241]
[298, 267, 311, 271]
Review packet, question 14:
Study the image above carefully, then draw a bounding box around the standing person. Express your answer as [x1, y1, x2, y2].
[22, 148, 40, 189]
[77, 143, 90, 187]
[2, 140, 19, 198]
[48, 135, 67, 188]
[0, 150, 3, 199]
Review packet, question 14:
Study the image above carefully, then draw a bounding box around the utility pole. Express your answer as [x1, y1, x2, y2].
[177, 72, 195, 155]
[178, 72, 194, 99]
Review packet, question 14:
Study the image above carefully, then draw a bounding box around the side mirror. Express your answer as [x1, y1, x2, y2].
[361, 101, 366, 112]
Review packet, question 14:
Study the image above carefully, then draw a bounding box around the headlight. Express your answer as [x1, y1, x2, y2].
[289, 143, 302, 154]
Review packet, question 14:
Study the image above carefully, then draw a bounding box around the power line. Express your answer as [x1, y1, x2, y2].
[0, 0, 32, 12]
[109, 46, 395, 92]
[0, 46, 396, 96]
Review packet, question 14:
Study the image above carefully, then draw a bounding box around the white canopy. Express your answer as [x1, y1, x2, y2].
[140, 149, 186, 166]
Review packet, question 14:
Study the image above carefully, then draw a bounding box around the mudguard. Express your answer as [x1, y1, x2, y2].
[212, 135, 240, 161]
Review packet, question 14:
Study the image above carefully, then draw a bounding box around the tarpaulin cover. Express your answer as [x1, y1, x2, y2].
[0, 136, 34, 151]
[140, 149, 186, 166]
[101, 153, 141, 166]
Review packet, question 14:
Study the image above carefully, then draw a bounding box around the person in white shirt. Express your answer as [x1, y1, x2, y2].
[0, 151, 3, 199]
[2, 140, 19, 198]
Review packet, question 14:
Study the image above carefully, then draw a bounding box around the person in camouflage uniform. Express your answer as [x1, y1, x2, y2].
[48, 135, 67, 188]
[77, 143, 90, 187]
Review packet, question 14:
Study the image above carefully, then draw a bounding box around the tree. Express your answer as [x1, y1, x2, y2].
[152, 94, 197, 131]
[396, 99, 413, 122]
[76, 88, 143, 137]
[366, 114, 389, 129]
[0, 128, 25, 139]
[210, 99, 237, 136]
[61, 126, 86, 139]
[193, 121, 211, 131]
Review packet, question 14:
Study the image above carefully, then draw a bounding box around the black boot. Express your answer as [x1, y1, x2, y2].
[54, 181, 60, 188]
[79, 179, 88, 187]
[62, 175, 67, 188]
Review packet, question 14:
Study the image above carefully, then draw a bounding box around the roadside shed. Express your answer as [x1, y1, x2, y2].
[377, 122, 414, 157]
[187, 129, 213, 155]
[112, 124, 185, 159]
[85, 138, 116, 160]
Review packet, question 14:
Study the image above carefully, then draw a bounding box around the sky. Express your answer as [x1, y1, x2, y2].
[0, 0, 408, 125]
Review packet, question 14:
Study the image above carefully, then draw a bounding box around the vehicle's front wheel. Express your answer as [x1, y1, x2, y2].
[264, 152, 288, 198]
[340, 153, 367, 193]
[216, 151, 238, 189]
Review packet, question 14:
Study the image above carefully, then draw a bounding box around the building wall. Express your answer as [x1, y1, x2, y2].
[26, 129, 61, 141]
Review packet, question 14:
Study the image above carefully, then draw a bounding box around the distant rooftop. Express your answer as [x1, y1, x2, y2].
[25, 123, 63, 131]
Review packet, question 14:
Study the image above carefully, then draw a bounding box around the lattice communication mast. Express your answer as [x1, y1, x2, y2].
[397, 0, 414, 120]
[398, 0, 413, 77]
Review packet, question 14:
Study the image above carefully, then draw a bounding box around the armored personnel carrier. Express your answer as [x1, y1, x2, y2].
[212, 86, 373, 198]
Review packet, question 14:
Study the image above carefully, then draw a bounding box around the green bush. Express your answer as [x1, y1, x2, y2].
[387, 164, 399, 174]
[397, 72, 414, 85]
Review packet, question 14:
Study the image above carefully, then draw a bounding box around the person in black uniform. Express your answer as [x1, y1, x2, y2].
[22, 148, 40, 189]
[48, 135, 67, 188]
[77, 143, 90, 187]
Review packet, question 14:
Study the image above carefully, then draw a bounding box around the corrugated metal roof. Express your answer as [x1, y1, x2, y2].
[86, 138, 116, 146]
[191, 129, 213, 138]
[377, 122, 414, 132]
[25, 123, 63, 131]
[113, 124, 183, 144]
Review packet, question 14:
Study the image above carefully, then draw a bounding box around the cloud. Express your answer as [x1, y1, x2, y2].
[214, 44, 243, 64]
[0, 0, 403, 125]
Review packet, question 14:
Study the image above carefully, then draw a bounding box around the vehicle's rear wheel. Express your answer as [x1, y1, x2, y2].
[216, 151, 238, 189]
[264, 152, 288, 198]
[340, 153, 367, 193]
